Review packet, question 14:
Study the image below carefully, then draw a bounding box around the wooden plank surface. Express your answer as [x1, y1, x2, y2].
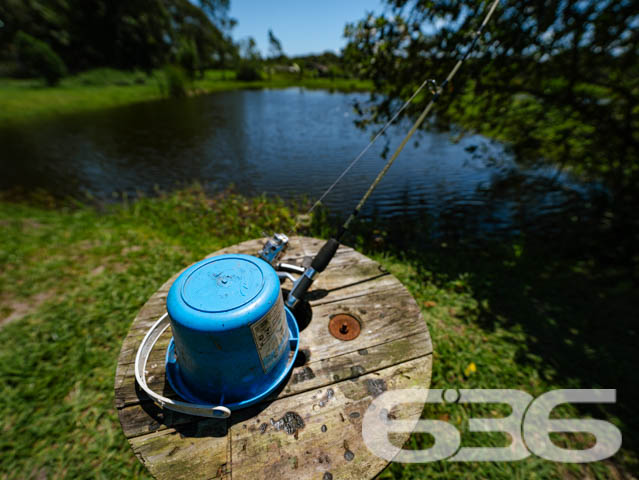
[115, 236, 432, 479]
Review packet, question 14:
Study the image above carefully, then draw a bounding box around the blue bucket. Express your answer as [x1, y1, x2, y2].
[165, 253, 299, 410]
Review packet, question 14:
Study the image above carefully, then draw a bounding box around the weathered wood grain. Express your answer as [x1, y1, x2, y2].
[125, 358, 431, 480]
[229, 357, 431, 480]
[115, 236, 432, 479]
[117, 329, 432, 437]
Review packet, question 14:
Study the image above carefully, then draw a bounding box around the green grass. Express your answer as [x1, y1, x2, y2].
[373, 251, 635, 479]
[0, 187, 299, 479]
[0, 188, 635, 479]
[0, 68, 372, 127]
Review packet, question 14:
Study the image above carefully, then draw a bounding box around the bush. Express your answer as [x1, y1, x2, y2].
[72, 68, 146, 86]
[235, 64, 262, 81]
[14, 31, 67, 86]
[162, 65, 188, 98]
[177, 39, 200, 80]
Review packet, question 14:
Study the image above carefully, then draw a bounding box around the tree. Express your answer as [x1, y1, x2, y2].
[343, 0, 639, 199]
[0, 0, 235, 72]
[239, 36, 261, 63]
[177, 38, 200, 80]
[236, 36, 262, 81]
[196, 0, 232, 31]
[14, 31, 66, 85]
[268, 29, 284, 60]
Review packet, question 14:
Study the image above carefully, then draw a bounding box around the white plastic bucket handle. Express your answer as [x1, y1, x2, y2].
[134, 313, 232, 419]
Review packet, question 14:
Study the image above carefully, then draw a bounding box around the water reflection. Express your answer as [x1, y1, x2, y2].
[0, 88, 594, 238]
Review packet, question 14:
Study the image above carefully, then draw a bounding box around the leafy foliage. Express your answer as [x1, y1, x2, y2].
[236, 36, 262, 81]
[235, 65, 262, 81]
[177, 38, 201, 80]
[161, 64, 189, 97]
[0, 0, 236, 72]
[268, 29, 284, 60]
[14, 31, 66, 85]
[343, 0, 639, 199]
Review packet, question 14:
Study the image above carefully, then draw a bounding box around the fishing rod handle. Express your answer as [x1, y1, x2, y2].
[285, 238, 340, 308]
[311, 238, 340, 272]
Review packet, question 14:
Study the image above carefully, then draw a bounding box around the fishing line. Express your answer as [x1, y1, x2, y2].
[289, 77, 431, 233]
[289, 0, 500, 239]
[338, 0, 500, 238]
[283, 0, 501, 308]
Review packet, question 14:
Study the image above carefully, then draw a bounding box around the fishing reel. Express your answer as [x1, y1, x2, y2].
[258, 232, 289, 264]
[259, 233, 340, 309]
[258, 233, 305, 284]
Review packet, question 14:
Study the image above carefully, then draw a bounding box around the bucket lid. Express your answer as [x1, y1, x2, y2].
[181, 256, 264, 312]
[167, 254, 280, 332]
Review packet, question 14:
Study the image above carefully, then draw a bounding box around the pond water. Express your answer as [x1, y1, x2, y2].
[0, 88, 592, 238]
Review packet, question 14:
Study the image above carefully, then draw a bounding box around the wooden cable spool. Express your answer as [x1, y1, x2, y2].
[115, 236, 432, 480]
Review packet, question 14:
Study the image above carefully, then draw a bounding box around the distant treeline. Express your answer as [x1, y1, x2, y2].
[0, 1, 356, 85]
[0, 0, 236, 73]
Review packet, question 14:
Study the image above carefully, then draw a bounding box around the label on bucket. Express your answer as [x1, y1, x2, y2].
[250, 295, 289, 373]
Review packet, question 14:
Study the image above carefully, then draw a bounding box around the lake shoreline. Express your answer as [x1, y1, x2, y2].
[0, 68, 372, 128]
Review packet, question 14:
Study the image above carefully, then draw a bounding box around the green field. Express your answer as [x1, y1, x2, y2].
[0, 188, 635, 479]
[0, 69, 372, 127]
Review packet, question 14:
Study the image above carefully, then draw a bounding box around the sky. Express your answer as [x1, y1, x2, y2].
[229, 0, 387, 57]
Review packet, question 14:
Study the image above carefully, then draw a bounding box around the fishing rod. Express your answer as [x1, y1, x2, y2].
[134, 0, 502, 422]
[261, 0, 501, 308]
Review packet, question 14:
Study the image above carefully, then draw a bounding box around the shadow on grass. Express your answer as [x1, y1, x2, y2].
[333, 201, 638, 478]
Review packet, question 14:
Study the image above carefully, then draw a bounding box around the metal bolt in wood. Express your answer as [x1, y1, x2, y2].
[329, 313, 361, 340]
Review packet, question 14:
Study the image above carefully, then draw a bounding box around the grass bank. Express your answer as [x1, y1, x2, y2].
[0, 69, 372, 127]
[0, 188, 636, 478]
